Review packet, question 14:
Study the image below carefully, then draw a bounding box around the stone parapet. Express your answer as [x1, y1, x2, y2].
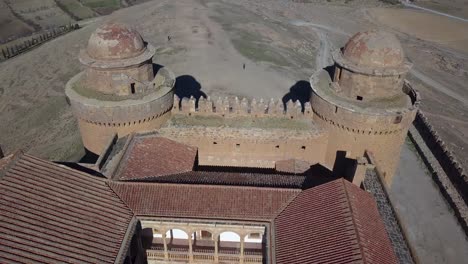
[172, 95, 313, 119]
[412, 111, 468, 206]
[66, 72, 174, 126]
[311, 70, 420, 135]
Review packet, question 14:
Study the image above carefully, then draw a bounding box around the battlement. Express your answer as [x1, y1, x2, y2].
[172, 95, 313, 119]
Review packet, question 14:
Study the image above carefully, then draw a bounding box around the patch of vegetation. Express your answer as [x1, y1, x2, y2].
[170, 114, 314, 130]
[231, 31, 291, 67]
[378, 0, 400, 5]
[81, 0, 120, 9]
[208, 3, 316, 68]
[56, 0, 95, 20]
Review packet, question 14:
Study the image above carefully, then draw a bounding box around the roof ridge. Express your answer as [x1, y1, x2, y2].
[106, 180, 137, 216]
[109, 180, 302, 192]
[111, 133, 136, 180]
[342, 178, 367, 264]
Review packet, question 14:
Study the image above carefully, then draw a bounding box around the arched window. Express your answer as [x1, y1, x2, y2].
[166, 229, 189, 239]
[219, 231, 240, 242]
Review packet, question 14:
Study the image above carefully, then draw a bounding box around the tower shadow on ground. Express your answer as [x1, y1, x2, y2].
[282, 80, 312, 112]
[174, 75, 207, 107]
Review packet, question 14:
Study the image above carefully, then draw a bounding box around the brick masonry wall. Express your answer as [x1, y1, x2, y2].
[167, 95, 324, 168]
[337, 68, 405, 101]
[310, 86, 418, 185]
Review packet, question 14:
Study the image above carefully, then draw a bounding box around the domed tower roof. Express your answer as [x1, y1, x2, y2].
[79, 22, 155, 69]
[332, 30, 410, 75]
[87, 22, 145, 60]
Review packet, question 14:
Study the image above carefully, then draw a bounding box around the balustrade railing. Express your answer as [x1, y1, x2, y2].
[147, 248, 262, 263]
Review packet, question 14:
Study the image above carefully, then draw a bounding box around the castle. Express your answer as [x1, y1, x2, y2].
[0, 22, 418, 264]
[66, 23, 419, 187]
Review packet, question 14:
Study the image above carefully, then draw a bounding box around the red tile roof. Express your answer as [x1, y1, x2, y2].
[274, 179, 397, 264]
[115, 136, 197, 180]
[0, 154, 135, 264]
[109, 182, 301, 221]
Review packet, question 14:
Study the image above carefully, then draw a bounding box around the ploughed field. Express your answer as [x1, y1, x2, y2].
[0, 0, 153, 43]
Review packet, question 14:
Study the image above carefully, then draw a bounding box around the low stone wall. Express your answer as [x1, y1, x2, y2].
[409, 112, 468, 235]
[173, 95, 313, 119]
[0, 23, 80, 61]
[413, 111, 468, 204]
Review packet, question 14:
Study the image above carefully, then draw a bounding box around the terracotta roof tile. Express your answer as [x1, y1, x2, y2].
[116, 136, 197, 180]
[274, 179, 397, 264]
[344, 180, 398, 264]
[109, 182, 301, 221]
[0, 154, 134, 264]
[137, 170, 307, 188]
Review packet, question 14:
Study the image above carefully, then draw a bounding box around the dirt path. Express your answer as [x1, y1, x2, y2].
[401, 0, 468, 23]
[410, 67, 468, 106]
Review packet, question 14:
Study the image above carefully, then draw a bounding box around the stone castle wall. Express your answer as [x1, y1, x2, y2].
[79, 112, 171, 154]
[413, 111, 468, 205]
[167, 95, 325, 168]
[311, 82, 419, 185]
[66, 68, 175, 155]
[172, 95, 313, 118]
[159, 125, 328, 168]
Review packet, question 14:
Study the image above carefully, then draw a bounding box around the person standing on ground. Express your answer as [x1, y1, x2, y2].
[243, 63, 246, 70]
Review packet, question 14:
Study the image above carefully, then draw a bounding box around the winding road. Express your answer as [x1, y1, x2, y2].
[290, 14, 468, 106]
[401, 0, 468, 23]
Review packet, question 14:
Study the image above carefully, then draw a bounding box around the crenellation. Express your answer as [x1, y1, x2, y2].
[240, 97, 249, 114]
[173, 95, 180, 111]
[172, 95, 314, 120]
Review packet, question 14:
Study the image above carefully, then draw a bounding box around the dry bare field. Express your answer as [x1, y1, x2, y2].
[0, 0, 142, 43]
[370, 7, 468, 53]
[0, 0, 35, 42]
[415, 0, 468, 19]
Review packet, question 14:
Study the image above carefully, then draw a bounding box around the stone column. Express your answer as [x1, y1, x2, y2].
[214, 235, 219, 262]
[188, 234, 193, 262]
[163, 233, 168, 260]
[240, 236, 245, 264]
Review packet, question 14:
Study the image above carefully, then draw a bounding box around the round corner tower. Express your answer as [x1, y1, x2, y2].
[66, 22, 175, 154]
[310, 30, 420, 186]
